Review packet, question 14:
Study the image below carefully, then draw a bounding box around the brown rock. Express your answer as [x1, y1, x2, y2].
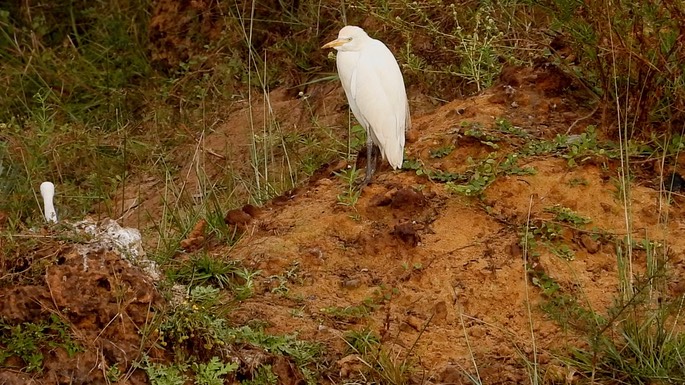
[390, 188, 426, 210]
[180, 219, 207, 251]
[579, 233, 600, 254]
[404, 314, 424, 331]
[225, 208, 252, 226]
[393, 223, 421, 246]
[432, 300, 448, 325]
[242, 204, 261, 217]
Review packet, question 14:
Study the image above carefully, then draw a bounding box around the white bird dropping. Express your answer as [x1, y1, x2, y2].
[40, 181, 57, 223]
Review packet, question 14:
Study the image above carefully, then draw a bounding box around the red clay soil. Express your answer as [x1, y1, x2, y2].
[3, 65, 685, 384]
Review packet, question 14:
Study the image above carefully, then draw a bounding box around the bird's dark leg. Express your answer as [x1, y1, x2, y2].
[360, 137, 380, 187]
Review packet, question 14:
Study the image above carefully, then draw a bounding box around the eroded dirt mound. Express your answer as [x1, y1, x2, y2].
[0, 241, 162, 384]
[202, 66, 685, 383]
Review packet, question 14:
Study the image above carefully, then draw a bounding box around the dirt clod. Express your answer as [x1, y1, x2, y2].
[242, 204, 261, 217]
[393, 222, 421, 246]
[579, 233, 601, 254]
[225, 208, 252, 226]
[390, 187, 426, 210]
[180, 218, 207, 251]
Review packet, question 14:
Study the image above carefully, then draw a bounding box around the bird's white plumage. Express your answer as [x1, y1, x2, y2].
[324, 26, 410, 169]
[40, 181, 57, 223]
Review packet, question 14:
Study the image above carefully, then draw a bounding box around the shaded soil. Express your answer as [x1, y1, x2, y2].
[0, 239, 162, 384]
[3, 65, 685, 384]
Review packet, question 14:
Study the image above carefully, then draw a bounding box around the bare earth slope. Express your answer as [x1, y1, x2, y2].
[212, 66, 685, 383]
[3, 66, 685, 384]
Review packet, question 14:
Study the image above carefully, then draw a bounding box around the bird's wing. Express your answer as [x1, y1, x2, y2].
[352, 40, 408, 168]
[336, 51, 369, 129]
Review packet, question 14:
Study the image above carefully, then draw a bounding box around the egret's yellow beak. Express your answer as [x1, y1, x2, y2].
[322, 38, 346, 49]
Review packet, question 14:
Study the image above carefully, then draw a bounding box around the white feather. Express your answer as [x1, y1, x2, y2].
[40, 181, 57, 223]
[327, 26, 410, 170]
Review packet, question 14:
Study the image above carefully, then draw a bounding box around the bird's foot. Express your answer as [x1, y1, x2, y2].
[357, 172, 373, 190]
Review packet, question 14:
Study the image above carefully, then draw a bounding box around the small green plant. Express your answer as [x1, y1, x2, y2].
[454, 4, 508, 91]
[335, 166, 362, 206]
[612, 173, 634, 203]
[548, 243, 575, 261]
[402, 158, 422, 171]
[498, 154, 537, 176]
[169, 255, 256, 300]
[348, 124, 367, 154]
[345, 328, 381, 356]
[445, 158, 494, 196]
[0, 314, 82, 373]
[157, 285, 231, 358]
[429, 144, 455, 158]
[322, 303, 374, 322]
[242, 365, 278, 385]
[495, 118, 529, 138]
[541, 233, 685, 383]
[544, 205, 591, 226]
[106, 363, 122, 383]
[193, 357, 237, 385]
[463, 124, 501, 148]
[343, 325, 416, 384]
[231, 325, 323, 384]
[270, 262, 302, 295]
[568, 177, 589, 187]
[529, 268, 561, 297]
[141, 356, 188, 385]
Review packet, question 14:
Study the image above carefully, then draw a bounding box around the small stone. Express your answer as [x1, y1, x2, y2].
[580, 233, 600, 254]
[341, 279, 361, 289]
[404, 315, 423, 331]
[432, 301, 448, 324]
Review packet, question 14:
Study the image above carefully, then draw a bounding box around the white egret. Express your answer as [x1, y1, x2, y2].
[323, 25, 410, 185]
[40, 181, 57, 223]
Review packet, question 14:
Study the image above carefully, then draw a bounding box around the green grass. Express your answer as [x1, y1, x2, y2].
[0, 314, 83, 373]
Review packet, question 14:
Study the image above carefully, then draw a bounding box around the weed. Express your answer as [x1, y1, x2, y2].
[446, 153, 534, 196]
[192, 357, 237, 385]
[0, 314, 82, 373]
[322, 303, 374, 322]
[612, 173, 635, 203]
[463, 124, 502, 149]
[543, 0, 685, 127]
[529, 269, 561, 297]
[348, 124, 368, 155]
[568, 177, 589, 187]
[402, 158, 423, 171]
[343, 324, 417, 385]
[231, 325, 323, 384]
[157, 285, 231, 358]
[544, 205, 592, 226]
[429, 144, 455, 158]
[345, 329, 381, 356]
[495, 118, 530, 138]
[204, 200, 243, 246]
[269, 262, 302, 295]
[141, 356, 187, 385]
[242, 365, 278, 385]
[426, 169, 466, 183]
[169, 254, 256, 299]
[548, 243, 575, 261]
[335, 166, 362, 207]
[106, 363, 122, 383]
